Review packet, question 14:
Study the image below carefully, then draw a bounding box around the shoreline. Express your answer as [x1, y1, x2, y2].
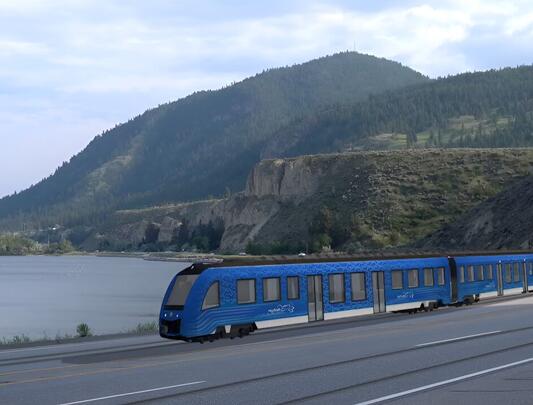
[0, 320, 161, 349]
[0, 251, 200, 262]
[0, 329, 160, 350]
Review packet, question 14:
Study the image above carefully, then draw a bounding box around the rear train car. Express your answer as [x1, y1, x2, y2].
[453, 254, 533, 302]
[159, 257, 452, 342]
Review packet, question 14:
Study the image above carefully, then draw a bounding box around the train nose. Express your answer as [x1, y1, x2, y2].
[159, 310, 182, 337]
[160, 319, 181, 336]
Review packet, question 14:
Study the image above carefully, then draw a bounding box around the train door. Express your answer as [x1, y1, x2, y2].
[372, 272, 386, 313]
[496, 263, 504, 296]
[523, 262, 528, 293]
[448, 258, 458, 303]
[307, 275, 324, 322]
[529, 262, 533, 292]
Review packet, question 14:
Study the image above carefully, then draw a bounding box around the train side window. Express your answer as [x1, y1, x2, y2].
[485, 264, 493, 280]
[329, 273, 345, 303]
[263, 278, 281, 302]
[467, 266, 475, 282]
[476, 265, 484, 281]
[392, 270, 403, 289]
[287, 276, 299, 300]
[437, 267, 446, 286]
[237, 279, 256, 304]
[351, 273, 366, 300]
[202, 282, 220, 310]
[505, 264, 512, 283]
[424, 268, 434, 287]
[513, 263, 521, 282]
[408, 269, 419, 288]
[458, 266, 465, 283]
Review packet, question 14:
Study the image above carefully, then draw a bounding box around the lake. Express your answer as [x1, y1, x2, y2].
[0, 255, 189, 340]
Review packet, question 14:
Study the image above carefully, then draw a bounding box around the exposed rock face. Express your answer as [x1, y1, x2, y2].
[158, 217, 181, 243]
[245, 157, 325, 202]
[88, 149, 533, 252]
[420, 175, 533, 250]
[94, 195, 283, 251]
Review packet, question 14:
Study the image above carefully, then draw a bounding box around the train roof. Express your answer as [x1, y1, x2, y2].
[178, 250, 533, 275]
[454, 253, 533, 263]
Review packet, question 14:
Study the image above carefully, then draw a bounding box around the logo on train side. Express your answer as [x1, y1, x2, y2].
[267, 304, 295, 315]
[397, 291, 414, 299]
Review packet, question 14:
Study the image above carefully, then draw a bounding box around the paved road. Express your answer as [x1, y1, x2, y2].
[2, 294, 533, 404]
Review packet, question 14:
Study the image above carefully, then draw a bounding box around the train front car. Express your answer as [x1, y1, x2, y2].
[158, 257, 455, 343]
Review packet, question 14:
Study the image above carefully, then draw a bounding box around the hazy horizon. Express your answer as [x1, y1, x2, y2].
[2, 0, 533, 198]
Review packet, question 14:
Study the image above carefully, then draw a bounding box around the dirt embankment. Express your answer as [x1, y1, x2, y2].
[420, 174, 533, 250]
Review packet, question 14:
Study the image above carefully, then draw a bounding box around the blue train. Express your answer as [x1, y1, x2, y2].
[159, 254, 533, 342]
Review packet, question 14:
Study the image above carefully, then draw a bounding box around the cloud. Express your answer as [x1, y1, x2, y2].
[3, 1, 531, 94]
[505, 12, 533, 36]
[0, 39, 48, 55]
[1, 0, 533, 197]
[0, 0, 92, 14]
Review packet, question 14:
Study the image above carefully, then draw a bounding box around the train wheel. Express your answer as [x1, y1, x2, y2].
[230, 324, 254, 339]
[215, 326, 226, 340]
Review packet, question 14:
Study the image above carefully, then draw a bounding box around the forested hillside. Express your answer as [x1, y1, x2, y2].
[0, 52, 427, 231]
[263, 66, 533, 158]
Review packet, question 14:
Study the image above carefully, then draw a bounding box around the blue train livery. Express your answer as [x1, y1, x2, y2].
[159, 253, 533, 342]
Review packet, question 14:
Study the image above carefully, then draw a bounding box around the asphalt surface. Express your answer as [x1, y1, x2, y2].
[3, 294, 533, 404]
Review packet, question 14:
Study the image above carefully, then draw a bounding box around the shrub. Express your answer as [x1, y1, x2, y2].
[10, 334, 31, 344]
[133, 321, 158, 334]
[76, 323, 92, 337]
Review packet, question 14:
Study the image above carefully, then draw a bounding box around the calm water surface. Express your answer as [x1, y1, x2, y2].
[0, 256, 189, 339]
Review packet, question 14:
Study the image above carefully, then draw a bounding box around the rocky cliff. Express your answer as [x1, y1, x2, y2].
[85, 149, 533, 252]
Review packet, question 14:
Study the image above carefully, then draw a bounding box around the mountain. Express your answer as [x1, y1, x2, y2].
[419, 173, 533, 251]
[262, 65, 533, 158]
[0, 52, 427, 231]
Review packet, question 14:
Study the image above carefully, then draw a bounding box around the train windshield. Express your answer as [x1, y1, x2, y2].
[166, 275, 199, 307]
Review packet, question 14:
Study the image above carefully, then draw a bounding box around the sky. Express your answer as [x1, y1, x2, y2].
[1, 0, 533, 198]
